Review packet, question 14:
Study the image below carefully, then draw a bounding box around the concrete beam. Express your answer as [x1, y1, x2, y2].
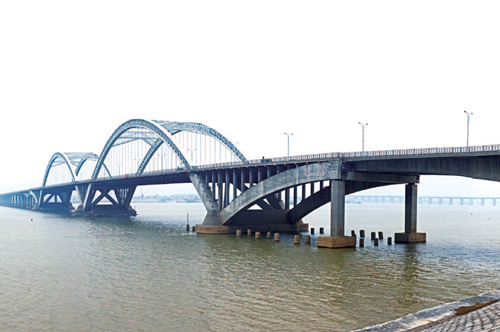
[344, 171, 419, 184]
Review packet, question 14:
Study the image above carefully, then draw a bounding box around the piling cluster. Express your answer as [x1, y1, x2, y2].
[230, 225, 394, 249]
[357, 229, 392, 248]
[234, 228, 314, 245]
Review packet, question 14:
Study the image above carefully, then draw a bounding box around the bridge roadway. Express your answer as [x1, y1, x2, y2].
[1, 118, 500, 248]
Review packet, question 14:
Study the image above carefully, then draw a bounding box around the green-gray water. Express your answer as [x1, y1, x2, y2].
[1, 202, 499, 331]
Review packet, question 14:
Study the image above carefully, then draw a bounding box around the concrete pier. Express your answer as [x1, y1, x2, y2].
[318, 180, 355, 248]
[395, 183, 427, 243]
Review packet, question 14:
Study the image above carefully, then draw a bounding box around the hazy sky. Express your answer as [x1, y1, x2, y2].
[1, 1, 500, 196]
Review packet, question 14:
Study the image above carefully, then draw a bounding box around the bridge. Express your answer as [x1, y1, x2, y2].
[2, 118, 500, 248]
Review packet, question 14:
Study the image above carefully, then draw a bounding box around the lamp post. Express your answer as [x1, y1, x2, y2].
[358, 122, 368, 152]
[464, 110, 473, 147]
[283, 133, 293, 158]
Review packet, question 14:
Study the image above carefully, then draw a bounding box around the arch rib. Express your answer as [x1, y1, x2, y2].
[90, 119, 191, 181]
[41, 152, 78, 188]
[154, 121, 248, 163]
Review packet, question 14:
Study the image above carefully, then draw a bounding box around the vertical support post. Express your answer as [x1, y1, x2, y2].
[285, 188, 290, 210]
[233, 169, 237, 202]
[318, 180, 355, 249]
[224, 170, 230, 207]
[330, 180, 345, 237]
[396, 183, 426, 243]
[293, 186, 298, 207]
[218, 171, 223, 210]
[240, 169, 245, 193]
[405, 183, 417, 234]
[249, 170, 254, 188]
[212, 171, 216, 203]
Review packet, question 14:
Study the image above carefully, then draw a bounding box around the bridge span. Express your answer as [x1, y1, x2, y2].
[2, 118, 500, 248]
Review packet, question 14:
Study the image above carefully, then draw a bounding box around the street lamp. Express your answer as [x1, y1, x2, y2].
[464, 110, 473, 147]
[283, 133, 293, 158]
[358, 122, 368, 152]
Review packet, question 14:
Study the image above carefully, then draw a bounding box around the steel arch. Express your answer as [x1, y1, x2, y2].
[91, 119, 191, 181]
[154, 121, 248, 163]
[41, 152, 78, 187]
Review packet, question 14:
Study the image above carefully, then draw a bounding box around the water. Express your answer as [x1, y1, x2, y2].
[1, 202, 499, 332]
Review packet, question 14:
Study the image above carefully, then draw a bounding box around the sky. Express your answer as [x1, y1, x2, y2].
[1, 1, 500, 197]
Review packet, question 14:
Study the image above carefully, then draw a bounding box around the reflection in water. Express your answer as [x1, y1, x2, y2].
[0, 203, 499, 332]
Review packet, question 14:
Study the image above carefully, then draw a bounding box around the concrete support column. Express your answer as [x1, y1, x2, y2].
[285, 188, 290, 210]
[249, 170, 254, 188]
[258, 168, 262, 183]
[302, 184, 306, 201]
[218, 171, 223, 210]
[395, 183, 426, 243]
[240, 170, 245, 193]
[330, 180, 345, 237]
[318, 180, 355, 249]
[405, 183, 418, 234]
[233, 169, 237, 202]
[212, 171, 217, 203]
[293, 186, 298, 207]
[224, 171, 230, 207]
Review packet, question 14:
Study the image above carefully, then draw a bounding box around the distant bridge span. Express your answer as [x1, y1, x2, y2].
[2, 118, 500, 248]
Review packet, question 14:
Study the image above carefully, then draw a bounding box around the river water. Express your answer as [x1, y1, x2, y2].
[1, 202, 499, 332]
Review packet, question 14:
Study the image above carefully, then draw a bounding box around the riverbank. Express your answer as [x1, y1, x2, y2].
[354, 289, 500, 332]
